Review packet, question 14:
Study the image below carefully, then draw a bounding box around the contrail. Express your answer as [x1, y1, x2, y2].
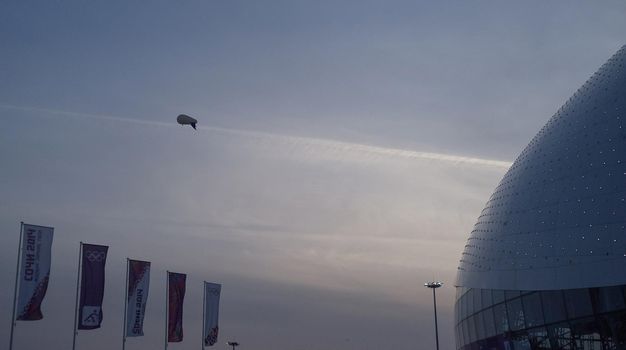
[0, 103, 512, 169]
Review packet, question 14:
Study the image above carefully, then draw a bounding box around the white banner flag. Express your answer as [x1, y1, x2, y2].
[203, 282, 221, 347]
[126, 260, 150, 337]
[16, 224, 54, 321]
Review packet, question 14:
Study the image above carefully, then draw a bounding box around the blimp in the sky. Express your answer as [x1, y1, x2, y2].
[176, 114, 197, 130]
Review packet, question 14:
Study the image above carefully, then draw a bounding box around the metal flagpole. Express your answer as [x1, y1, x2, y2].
[122, 258, 129, 350]
[72, 242, 83, 350]
[164, 271, 169, 350]
[8, 222, 24, 350]
[202, 282, 206, 350]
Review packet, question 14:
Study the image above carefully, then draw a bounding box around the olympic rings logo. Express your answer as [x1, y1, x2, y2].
[85, 250, 106, 262]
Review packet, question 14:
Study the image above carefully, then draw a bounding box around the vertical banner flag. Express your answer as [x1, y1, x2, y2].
[168, 272, 186, 342]
[16, 224, 54, 321]
[203, 282, 221, 347]
[78, 243, 108, 330]
[126, 260, 150, 337]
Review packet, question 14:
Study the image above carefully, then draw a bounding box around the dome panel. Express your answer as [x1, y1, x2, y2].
[456, 45, 626, 290]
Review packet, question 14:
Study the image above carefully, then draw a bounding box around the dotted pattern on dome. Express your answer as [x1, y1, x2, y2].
[456, 45, 626, 291]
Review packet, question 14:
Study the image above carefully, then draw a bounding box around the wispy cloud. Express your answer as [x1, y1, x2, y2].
[0, 103, 512, 169]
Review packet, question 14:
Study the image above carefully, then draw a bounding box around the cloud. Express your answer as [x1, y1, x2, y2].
[0, 103, 512, 169]
[0, 102, 508, 350]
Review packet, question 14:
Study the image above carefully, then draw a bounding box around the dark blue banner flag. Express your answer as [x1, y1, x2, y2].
[78, 243, 108, 330]
[168, 272, 186, 342]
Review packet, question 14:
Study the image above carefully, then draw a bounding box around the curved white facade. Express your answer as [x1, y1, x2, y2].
[456, 45, 626, 291]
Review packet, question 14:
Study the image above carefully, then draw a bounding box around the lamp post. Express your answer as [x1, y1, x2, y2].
[227, 341, 239, 350]
[424, 281, 443, 350]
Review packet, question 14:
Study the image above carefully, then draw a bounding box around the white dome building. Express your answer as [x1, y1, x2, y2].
[455, 45, 626, 349]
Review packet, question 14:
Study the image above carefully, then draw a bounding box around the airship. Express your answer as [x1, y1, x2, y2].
[177, 114, 197, 130]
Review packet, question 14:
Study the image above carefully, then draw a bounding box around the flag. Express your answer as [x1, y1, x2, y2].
[78, 243, 108, 330]
[168, 272, 186, 342]
[16, 224, 54, 321]
[203, 282, 221, 347]
[126, 259, 150, 337]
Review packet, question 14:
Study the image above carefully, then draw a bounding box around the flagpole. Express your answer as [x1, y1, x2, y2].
[164, 271, 169, 350]
[72, 242, 83, 350]
[8, 222, 24, 350]
[122, 258, 129, 350]
[202, 282, 206, 350]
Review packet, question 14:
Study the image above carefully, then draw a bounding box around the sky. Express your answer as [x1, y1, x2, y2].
[1, 1, 626, 349]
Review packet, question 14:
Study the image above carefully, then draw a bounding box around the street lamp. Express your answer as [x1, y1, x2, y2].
[424, 281, 443, 350]
[227, 341, 239, 350]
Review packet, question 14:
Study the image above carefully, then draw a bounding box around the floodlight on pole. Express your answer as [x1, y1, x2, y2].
[227, 341, 240, 350]
[424, 281, 443, 350]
